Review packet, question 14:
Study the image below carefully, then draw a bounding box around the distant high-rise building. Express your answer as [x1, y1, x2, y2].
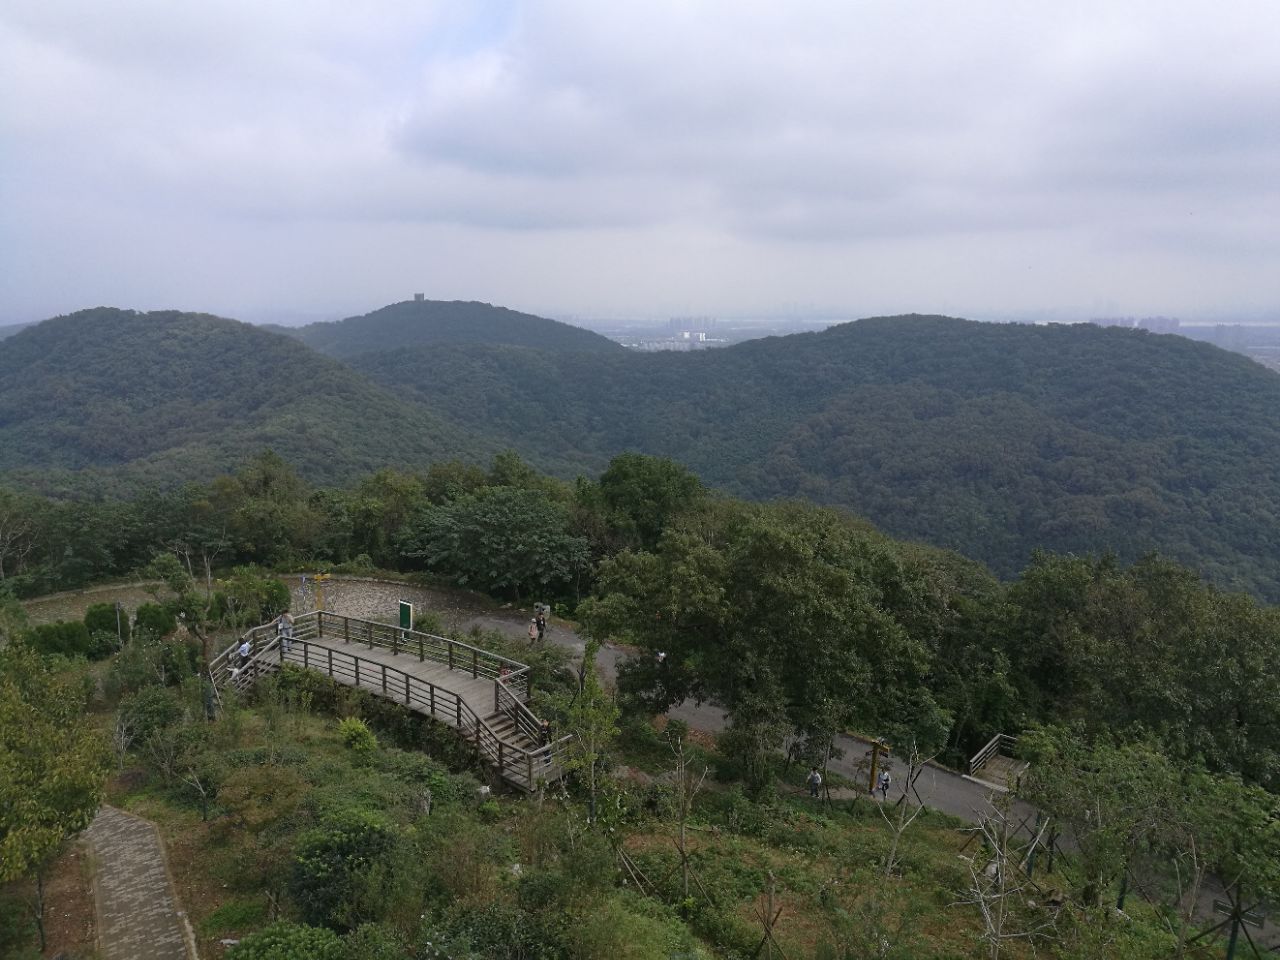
[414, 293, 425, 302]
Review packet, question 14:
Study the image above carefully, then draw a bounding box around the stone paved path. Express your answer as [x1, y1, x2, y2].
[84, 805, 195, 960]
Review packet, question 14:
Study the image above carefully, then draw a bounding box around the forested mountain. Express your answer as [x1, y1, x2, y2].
[0, 321, 33, 341]
[6, 306, 1280, 598]
[0, 308, 485, 494]
[353, 316, 1280, 598]
[282, 298, 623, 358]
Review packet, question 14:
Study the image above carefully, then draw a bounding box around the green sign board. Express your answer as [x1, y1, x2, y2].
[399, 600, 413, 631]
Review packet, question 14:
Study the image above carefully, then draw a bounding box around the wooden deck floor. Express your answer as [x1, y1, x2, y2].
[278, 636, 502, 718]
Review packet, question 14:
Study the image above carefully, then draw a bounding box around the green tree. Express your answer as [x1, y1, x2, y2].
[400, 486, 590, 599]
[558, 640, 619, 821]
[595, 452, 705, 551]
[0, 645, 110, 948]
[1020, 726, 1178, 907]
[84, 601, 130, 649]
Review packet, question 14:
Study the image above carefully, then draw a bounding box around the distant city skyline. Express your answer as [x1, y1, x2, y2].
[3, 1, 1278, 326]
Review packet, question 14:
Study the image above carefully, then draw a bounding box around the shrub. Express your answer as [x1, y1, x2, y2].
[225, 921, 343, 960]
[134, 602, 177, 639]
[338, 717, 378, 753]
[25, 620, 102, 659]
[84, 602, 130, 646]
[120, 686, 185, 742]
[290, 808, 396, 930]
[342, 922, 408, 960]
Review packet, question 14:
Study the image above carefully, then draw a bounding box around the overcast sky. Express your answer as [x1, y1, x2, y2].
[3, 1, 1278, 326]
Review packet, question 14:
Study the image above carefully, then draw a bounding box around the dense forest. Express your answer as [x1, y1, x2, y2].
[4, 305, 1280, 599]
[0, 308, 483, 494]
[2, 451, 1278, 958]
[276, 299, 624, 358]
[2, 450, 1278, 789]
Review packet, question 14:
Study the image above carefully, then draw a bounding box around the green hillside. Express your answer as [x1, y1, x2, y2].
[0, 308, 486, 493]
[352, 316, 1280, 599]
[285, 298, 624, 358]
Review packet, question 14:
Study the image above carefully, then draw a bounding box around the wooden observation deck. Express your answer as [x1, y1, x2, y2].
[210, 611, 570, 792]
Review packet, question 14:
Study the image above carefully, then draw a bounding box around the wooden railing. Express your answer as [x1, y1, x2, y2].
[309, 611, 532, 702]
[210, 613, 567, 791]
[969, 733, 1018, 776]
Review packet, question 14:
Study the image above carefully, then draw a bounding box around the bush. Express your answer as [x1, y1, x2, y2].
[225, 921, 343, 960]
[134, 602, 177, 638]
[84, 602, 130, 646]
[338, 717, 378, 753]
[290, 808, 396, 930]
[25, 620, 106, 659]
[120, 686, 185, 742]
[342, 922, 408, 960]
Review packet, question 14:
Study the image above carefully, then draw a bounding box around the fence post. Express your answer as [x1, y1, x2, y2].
[381, 664, 387, 694]
[404, 675, 410, 706]
[344, 617, 350, 643]
[317, 613, 323, 639]
[303, 644, 309, 671]
[472, 648, 478, 679]
[355, 659, 360, 688]
[494, 680, 500, 714]
[367, 621, 373, 650]
[430, 685, 435, 717]
[527, 751, 533, 788]
[327, 649, 333, 678]
[498, 741, 505, 779]
[448, 643, 454, 671]
[418, 636, 424, 661]
[456, 700, 462, 728]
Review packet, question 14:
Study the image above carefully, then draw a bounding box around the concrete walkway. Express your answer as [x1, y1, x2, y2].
[84, 805, 196, 960]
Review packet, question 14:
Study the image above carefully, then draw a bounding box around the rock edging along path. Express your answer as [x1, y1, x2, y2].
[84, 805, 198, 960]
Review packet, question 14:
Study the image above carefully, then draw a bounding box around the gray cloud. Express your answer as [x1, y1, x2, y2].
[2, 0, 1278, 321]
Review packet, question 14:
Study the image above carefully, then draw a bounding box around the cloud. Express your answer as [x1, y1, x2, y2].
[1, 0, 1278, 319]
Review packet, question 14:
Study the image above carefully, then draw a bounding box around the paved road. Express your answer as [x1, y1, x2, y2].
[83, 806, 196, 960]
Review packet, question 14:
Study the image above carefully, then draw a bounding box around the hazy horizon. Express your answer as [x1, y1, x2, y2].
[4, 2, 1279, 326]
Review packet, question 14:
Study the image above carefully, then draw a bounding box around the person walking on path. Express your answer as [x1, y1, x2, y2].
[237, 638, 251, 670]
[528, 618, 539, 642]
[807, 767, 823, 798]
[275, 611, 294, 653]
[535, 611, 547, 642]
[877, 769, 891, 801]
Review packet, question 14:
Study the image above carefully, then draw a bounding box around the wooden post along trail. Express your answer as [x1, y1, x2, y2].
[210, 611, 571, 792]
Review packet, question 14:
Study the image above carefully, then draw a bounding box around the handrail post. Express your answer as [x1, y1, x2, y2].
[303, 644, 309, 671]
[430, 684, 435, 717]
[494, 680, 500, 714]
[344, 616, 350, 643]
[498, 741, 505, 779]
[355, 659, 360, 688]
[367, 621, 373, 649]
[327, 649, 333, 678]
[472, 648, 478, 679]
[456, 700, 461, 728]
[404, 675, 410, 705]
[527, 751, 533, 788]
[317, 613, 323, 639]
[418, 636, 424, 661]
[381, 664, 387, 694]
[448, 643, 454, 671]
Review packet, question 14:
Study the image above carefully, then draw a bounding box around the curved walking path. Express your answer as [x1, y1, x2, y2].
[83, 805, 197, 960]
